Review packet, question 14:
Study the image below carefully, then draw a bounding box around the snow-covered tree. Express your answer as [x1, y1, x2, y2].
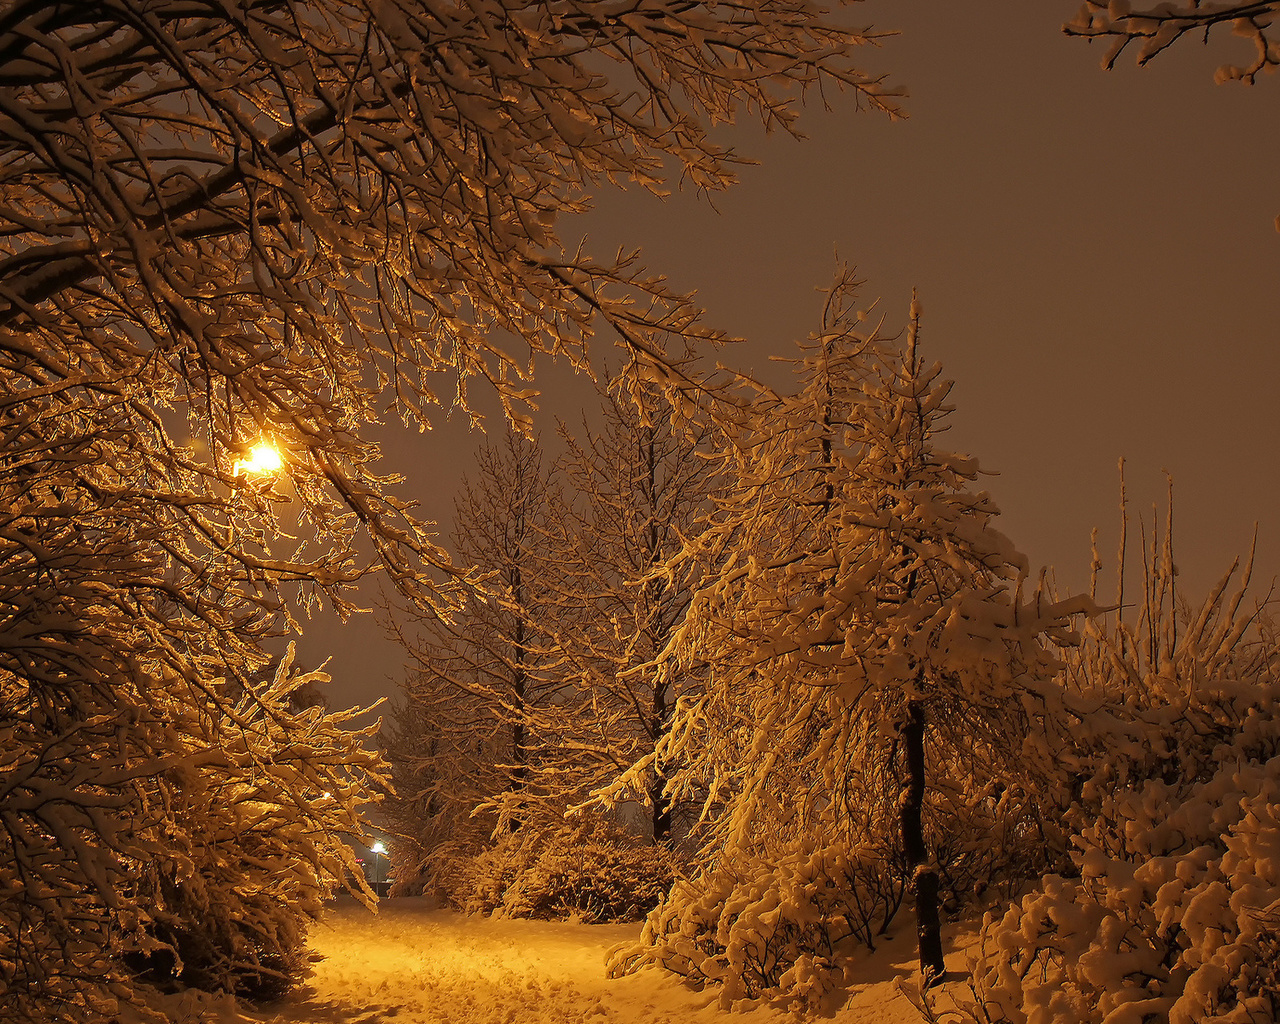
[0, 447, 384, 1020]
[386, 392, 716, 874]
[0, 0, 900, 444]
[546, 376, 721, 846]
[384, 385, 720, 904]
[0, 401, 387, 1021]
[1, 3, 899, 1016]
[608, 270, 1091, 1003]
[384, 422, 690, 914]
[444, 434, 567, 831]
[1066, 2, 1280, 83]
[1065, 3, 1280, 229]
[385, 432, 564, 885]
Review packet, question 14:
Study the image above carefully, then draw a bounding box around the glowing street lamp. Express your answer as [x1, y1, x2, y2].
[233, 439, 284, 477]
[370, 840, 386, 893]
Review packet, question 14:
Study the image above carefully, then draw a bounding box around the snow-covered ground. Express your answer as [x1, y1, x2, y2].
[131, 897, 981, 1024]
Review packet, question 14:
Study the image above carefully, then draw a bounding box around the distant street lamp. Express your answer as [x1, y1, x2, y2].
[370, 840, 386, 894]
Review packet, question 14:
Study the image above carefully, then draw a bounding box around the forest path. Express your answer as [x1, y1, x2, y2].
[223, 896, 971, 1024]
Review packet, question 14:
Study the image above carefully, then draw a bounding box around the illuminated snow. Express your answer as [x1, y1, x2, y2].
[124, 897, 979, 1024]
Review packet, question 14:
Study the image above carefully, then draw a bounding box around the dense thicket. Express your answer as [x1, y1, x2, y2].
[0, 403, 386, 1019]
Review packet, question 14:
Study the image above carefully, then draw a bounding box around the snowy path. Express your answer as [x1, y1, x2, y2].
[261, 898, 695, 1024]
[149, 896, 974, 1024]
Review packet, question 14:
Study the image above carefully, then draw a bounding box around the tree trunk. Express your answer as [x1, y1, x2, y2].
[651, 679, 673, 844]
[650, 770, 672, 845]
[509, 562, 528, 832]
[642, 425, 675, 847]
[901, 698, 945, 982]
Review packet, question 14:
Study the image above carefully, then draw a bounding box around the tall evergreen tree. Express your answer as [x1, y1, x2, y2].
[611, 270, 1092, 994]
[547, 378, 720, 844]
[388, 431, 563, 867]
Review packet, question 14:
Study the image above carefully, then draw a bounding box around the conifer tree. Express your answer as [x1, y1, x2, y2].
[547, 378, 720, 844]
[393, 432, 562, 841]
[610, 270, 1092, 996]
[386, 393, 720, 892]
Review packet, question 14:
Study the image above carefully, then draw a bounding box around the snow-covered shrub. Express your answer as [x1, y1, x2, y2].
[607, 765, 1046, 1011]
[453, 830, 536, 916]
[973, 752, 1280, 1024]
[503, 834, 675, 923]
[453, 817, 674, 923]
[1, 620, 381, 1021]
[608, 836, 903, 1009]
[929, 772, 1055, 910]
[111, 650, 383, 1002]
[120, 885, 308, 1003]
[964, 546, 1280, 1024]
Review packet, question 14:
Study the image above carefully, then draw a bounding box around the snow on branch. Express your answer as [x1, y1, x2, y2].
[1066, 1, 1280, 82]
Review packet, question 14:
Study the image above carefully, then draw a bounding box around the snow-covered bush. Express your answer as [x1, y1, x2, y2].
[964, 543, 1280, 1024]
[113, 651, 381, 1002]
[607, 836, 902, 1009]
[503, 836, 675, 923]
[973, 753, 1280, 1024]
[453, 818, 674, 923]
[607, 761, 1049, 1010]
[453, 831, 535, 916]
[1, 616, 381, 1021]
[928, 772, 1055, 910]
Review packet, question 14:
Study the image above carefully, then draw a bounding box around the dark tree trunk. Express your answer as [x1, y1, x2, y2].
[651, 679, 673, 844]
[650, 770, 672, 845]
[641, 425, 676, 847]
[509, 562, 528, 832]
[900, 698, 945, 982]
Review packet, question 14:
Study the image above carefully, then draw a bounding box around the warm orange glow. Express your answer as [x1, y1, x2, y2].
[234, 440, 284, 476]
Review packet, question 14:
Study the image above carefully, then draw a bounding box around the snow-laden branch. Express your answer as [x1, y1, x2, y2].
[1066, 1, 1280, 82]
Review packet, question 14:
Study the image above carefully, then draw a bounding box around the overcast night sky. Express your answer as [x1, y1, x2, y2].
[298, 2, 1280, 713]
